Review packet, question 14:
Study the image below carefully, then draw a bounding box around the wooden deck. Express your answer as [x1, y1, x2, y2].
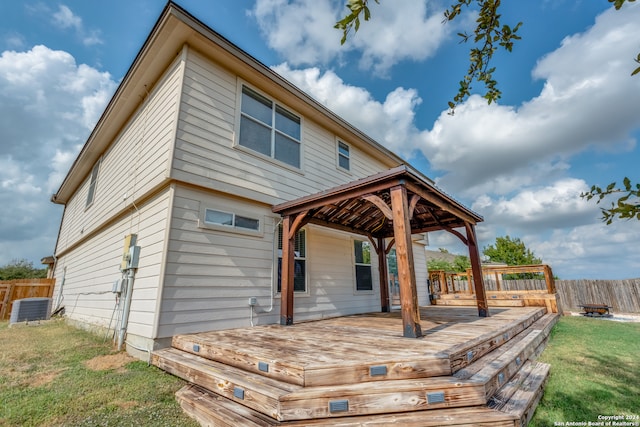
[152, 306, 558, 426]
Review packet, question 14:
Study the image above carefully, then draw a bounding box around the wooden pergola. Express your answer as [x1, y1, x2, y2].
[272, 165, 489, 338]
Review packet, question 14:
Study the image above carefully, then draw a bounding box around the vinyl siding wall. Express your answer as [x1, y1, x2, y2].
[56, 56, 183, 255]
[152, 47, 429, 337]
[171, 48, 393, 206]
[53, 189, 172, 338]
[158, 185, 388, 338]
[52, 56, 185, 336]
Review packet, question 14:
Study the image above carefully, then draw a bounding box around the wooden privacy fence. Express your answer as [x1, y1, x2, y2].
[0, 279, 55, 320]
[555, 279, 640, 314]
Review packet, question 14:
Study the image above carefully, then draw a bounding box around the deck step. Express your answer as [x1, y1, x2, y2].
[152, 348, 300, 419]
[447, 307, 546, 373]
[176, 384, 519, 427]
[170, 328, 451, 387]
[454, 312, 558, 400]
[153, 348, 486, 421]
[491, 361, 551, 427]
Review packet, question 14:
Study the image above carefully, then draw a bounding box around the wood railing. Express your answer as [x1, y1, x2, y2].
[0, 279, 55, 320]
[429, 264, 560, 313]
[429, 264, 556, 297]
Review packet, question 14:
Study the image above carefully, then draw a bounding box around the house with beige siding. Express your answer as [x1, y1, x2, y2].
[50, 2, 487, 358]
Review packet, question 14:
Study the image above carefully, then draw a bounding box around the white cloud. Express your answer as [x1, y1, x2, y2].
[530, 222, 640, 280]
[51, 4, 103, 46]
[273, 63, 421, 158]
[52, 5, 82, 31]
[251, 0, 341, 65]
[252, 0, 451, 74]
[0, 45, 116, 264]
[472, 178, 597, 230]
[418, 4, 640, 196]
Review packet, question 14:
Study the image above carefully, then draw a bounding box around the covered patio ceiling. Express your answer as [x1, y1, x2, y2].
[272, 165, 489, 338]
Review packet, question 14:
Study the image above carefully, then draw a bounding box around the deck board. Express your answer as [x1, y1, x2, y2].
[169, 306, 546, 387]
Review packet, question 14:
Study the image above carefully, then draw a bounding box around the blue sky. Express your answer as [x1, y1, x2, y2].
[0, 0, 639, 279]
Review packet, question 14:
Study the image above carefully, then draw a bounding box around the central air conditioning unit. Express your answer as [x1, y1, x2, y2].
[9, 297, 53, 324]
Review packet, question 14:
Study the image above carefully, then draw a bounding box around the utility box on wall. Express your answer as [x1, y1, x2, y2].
[120, 234, 141, 270]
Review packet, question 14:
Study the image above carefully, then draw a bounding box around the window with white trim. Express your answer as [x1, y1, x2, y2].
[337, 141, 350, 171]
[85, 160, 100, 208]
[239, 85, 301, 168]
[203, 208, 260, 232]
[277, 225, 306, 293]
[354, 239, 373, 291]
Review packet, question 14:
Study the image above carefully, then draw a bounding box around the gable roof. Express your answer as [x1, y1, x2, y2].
[51, 1, 407, 205]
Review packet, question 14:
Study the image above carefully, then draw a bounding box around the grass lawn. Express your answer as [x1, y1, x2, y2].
[0, 319, 198, 427]
[530, 315, 640, 426]
[2, 315, 638, 426]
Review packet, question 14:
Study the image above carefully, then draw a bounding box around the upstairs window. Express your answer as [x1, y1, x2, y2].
[239, 86, 301, 168]
[337, 141, 350, 171]
[85, 160, 100, 208]
[354, 239, 373, 291]
[277, 226, 307, 293]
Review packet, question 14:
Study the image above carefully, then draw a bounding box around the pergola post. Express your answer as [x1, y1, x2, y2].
[376, 236, 390, 312]
[465, 222, 489, 317]
[280, 215, 295, 325]
[390, 185, 422, 338]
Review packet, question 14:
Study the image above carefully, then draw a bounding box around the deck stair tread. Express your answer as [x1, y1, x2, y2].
[453, 312, 558, 381]
[175, 358, 550, 427]
[491, 361, 551, 427]
[152, 347, 486, 421]
[446, 308, 546, 372]
[176, 384, 520, 427]
[455, 313, 557, 400]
